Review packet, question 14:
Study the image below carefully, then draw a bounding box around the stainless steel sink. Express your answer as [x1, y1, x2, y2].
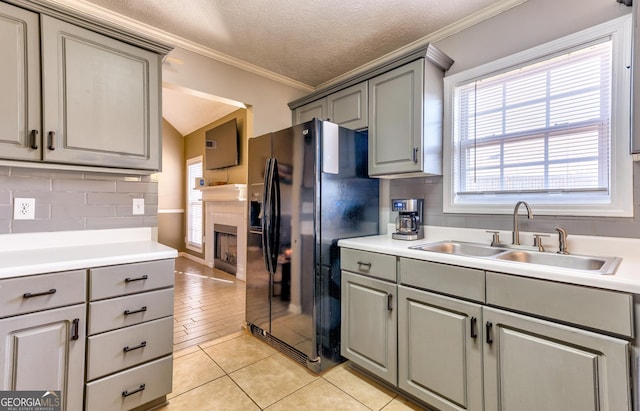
[410, 241, 506, 257]
[410, 240, 621, 275]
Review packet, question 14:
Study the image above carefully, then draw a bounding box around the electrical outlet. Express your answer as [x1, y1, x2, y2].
[14, 198, 35, 220]
[132, 198, 145, 215]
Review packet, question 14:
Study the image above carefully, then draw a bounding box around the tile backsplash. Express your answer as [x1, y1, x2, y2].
[0, 166, 157, 234]
[389, 162, 640, 239]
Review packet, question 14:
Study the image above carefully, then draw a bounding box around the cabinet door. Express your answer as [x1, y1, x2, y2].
[293, 99, 326, 125]
[341, 271, 397, 385]
[398, 286, 483, 411]
[368, 59, 423, 175]
[0, 304, 86, 411]
[0, 2, 40, 161]
[41, 16, 161, 170]
[483, 307, 631, 411]
[327, 82, 368, 130]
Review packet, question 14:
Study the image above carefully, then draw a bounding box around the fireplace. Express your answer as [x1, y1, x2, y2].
[214, 224, 237, 275]
[200, 184, 247, 281]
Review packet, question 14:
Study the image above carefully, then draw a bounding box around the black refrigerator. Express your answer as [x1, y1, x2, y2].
[246, 119, 379, 372]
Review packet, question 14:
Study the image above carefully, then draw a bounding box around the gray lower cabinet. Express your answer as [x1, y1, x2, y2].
[368, 58, 444, 177]
[0, 304, 86, 411]
[398, 286, 482, 411]
[86, 259, 175, 411]
[483, 306, 631, 411]
[0, 2, 165, 171]
[341, 270, 397, 384]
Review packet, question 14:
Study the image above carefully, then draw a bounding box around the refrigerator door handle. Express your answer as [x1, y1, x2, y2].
[271, 158, 281, 272]
[262, 158, 274, 274]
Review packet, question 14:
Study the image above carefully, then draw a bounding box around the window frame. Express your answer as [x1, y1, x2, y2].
[186, 156, 203, 252]
[442, 15, 633, 217]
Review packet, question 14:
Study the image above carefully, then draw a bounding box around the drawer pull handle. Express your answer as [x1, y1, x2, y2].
[123, 341, 147, 353]
[486, 321, 493, 344]
[387, 294, 393, 311]
[23, 289, 56, 298]
[122, 384, 146, 398]
[125, 275, 148, 283]
[71, 318, 80, 340]
[124, 306, 147, 316]
[470, 317, 477, 339]
[356, 261, 372, 270]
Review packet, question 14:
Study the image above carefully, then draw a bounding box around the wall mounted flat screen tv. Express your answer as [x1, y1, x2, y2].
[205, 118, 239, 170]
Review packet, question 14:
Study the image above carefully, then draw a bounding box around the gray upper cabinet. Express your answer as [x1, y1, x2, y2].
[368, 58, 444, 177]
[293, 99, 326, 125]
[292, 82, 367, 129]
[0, 2, 168, 172]
[0, 2, 40, 161]
[483, 306, 631, 411]
[41, 16, 161, 170]
[327, 82, 368, 130]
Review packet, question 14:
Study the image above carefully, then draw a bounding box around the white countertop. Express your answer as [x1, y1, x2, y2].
[339, 226, 640, 294]
[0, 228, 178, 278]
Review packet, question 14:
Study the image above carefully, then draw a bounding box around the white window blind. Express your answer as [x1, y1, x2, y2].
[443, 16, 632, 217]
[186, 158, 203, 250]
[453, 40, 612, 198]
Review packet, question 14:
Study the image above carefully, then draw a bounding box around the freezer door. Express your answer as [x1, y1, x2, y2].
[246, 134, 272, 331]
[269, 122, 317, 361]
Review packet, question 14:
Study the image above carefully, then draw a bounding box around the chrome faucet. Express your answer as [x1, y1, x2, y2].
[512, 201, 533, 245]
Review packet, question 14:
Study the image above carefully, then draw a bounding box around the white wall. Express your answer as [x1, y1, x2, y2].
[162, 46, 307, 136]
[436, 0, 630, 76]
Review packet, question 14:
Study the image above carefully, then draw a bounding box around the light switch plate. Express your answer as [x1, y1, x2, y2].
[132, 198, 145, 215]
[14, 198, 35, 220]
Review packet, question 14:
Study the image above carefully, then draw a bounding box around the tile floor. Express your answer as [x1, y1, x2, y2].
[159, 330, 427, 410]
[168, 256, 427, 410]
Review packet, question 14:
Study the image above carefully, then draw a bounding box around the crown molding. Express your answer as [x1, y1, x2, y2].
[24, 0, 527, 94]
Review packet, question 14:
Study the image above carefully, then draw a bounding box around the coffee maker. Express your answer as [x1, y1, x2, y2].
[392, 198, 424, 240]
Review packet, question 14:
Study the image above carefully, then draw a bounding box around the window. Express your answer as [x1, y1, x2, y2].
[186, 156, 203, 251]
[443, 16, 632, 217]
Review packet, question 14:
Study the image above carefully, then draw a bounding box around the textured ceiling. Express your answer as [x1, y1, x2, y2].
[79, 0, 504, 87]
[66, 0, 514, 135]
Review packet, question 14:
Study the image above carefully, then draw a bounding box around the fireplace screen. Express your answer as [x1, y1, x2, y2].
[214, 224, 237, 275]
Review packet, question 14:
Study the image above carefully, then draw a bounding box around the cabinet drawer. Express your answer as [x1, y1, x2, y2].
[86, 316, 173, 381]
[400, 258, 485, 303]
[85, 354, 172, 411]
[88, 288, 174, 335]
[486, 271, 633, 337]
[90, 259, 174, 300]
[0, 270, 86, 318]
[341, 248, 396, 282]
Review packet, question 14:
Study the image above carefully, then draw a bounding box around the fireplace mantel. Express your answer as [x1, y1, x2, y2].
[199, 184, 247, 202]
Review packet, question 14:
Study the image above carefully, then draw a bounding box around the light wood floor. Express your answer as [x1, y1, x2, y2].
[173, 256, 246, 351]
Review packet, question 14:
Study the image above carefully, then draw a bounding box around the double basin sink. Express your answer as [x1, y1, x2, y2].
[409, 240, 621, 275]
